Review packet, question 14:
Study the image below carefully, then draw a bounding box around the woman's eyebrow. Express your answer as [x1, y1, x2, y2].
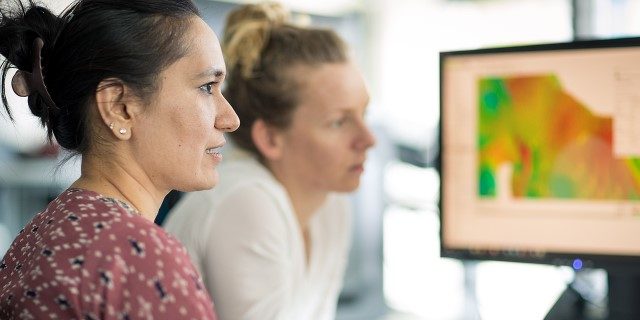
[194, 67, 226, 80]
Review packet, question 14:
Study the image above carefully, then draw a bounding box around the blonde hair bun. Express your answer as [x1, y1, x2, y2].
[223, 2, 291, 78]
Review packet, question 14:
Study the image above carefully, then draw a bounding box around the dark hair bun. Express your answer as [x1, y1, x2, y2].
[1, 3, 62, 124]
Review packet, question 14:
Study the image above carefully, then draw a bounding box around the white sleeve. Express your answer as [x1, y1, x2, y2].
[202, 184, 294, 320]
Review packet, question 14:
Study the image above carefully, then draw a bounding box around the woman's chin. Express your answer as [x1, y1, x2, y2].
[181, 171, 219, 192]
[333, 179, 361, 193]
[201, 172, 220, 190]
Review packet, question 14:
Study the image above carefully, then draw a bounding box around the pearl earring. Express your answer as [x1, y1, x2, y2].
[109, 123, 114, 129]
[119, 128, 127, 135]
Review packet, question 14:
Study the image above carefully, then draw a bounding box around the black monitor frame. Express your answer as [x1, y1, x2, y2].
[438, 37, 640, 319]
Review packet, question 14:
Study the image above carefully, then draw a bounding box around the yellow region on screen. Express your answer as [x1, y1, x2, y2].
[478, 75, 640, 200]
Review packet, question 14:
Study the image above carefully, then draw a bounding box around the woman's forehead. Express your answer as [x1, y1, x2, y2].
[170, 17, 225, 77]
[298, 63, 367, 97]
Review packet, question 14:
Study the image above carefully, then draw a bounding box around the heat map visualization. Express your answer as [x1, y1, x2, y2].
[478, 75, 640, 200]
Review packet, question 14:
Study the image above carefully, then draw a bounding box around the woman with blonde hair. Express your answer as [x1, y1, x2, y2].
[164, 2, 375, 319]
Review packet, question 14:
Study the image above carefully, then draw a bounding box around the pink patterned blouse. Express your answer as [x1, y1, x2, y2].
[0, 188, 217, 319]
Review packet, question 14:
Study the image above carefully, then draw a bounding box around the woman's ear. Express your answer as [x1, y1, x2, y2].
[251, 119, 284, 161]
[95, 78, 141, 140]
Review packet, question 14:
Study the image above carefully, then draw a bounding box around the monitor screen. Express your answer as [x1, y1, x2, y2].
[439, 38, 640, 269]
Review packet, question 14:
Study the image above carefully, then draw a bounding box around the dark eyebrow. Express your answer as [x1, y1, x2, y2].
[194, 68, 225, 80]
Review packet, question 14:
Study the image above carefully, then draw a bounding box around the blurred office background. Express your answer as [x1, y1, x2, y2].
[1, 0, 639, 319]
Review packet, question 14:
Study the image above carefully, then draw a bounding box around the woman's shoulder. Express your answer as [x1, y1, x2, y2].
[50, 187, 134, 212]
[217, 150, 281, 189]
[185, 157, 288, 214]
[32, 188, 183, 256]
[23, 188, 185, 263]
[41, 189, 146, 234]
[171, 172, 287, 224]
[0, 188, 213, 320]
[52, 189, 206, 299]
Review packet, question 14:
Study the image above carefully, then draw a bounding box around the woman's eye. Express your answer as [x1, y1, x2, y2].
[199, 82, 216, 94]
[330, 118, 347, 128]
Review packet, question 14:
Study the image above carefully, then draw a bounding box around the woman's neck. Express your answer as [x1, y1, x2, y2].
[278, 176, 326, 267]
[70, 153, 165, 221]
[288, 188, 327, 230]
[268, 164, 328, 231]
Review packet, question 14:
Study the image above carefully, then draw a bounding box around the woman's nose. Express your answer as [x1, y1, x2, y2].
[215, 96, 240, 132]
[355, 121, 376, 151]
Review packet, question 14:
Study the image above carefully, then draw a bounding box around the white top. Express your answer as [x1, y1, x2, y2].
[163, 149, 352, 320]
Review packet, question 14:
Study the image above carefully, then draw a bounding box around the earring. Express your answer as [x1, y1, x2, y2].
[109, 122, 114, 129]
[119, 128, 127, 135]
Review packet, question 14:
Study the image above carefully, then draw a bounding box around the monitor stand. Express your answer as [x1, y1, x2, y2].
[545, 271, 640, 320]
[607, 272, 640, 319]
[544, 285, 589, 320]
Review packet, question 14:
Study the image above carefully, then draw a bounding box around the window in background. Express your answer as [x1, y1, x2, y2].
[591, 0, 640, 38]
[370, 0, 572, 149]
[370, 0, 574, 319]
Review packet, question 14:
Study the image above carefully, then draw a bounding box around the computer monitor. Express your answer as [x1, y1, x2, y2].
[439, 37, 640, 319]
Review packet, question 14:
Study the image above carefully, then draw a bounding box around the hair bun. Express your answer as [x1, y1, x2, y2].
[1, 4, 62, 126]
[225, 2, 289, 30]
[223, 2, 290, 78]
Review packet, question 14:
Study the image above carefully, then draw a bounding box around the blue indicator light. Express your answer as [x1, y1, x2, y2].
[572, 259, 583, 270]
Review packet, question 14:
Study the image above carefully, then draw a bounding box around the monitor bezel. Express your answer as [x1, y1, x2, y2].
[438, 37, 640, 270]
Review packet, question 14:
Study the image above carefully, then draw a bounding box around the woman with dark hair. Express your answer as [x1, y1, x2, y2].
[0, 0, 239, 318]
[164, 2, 376, 319]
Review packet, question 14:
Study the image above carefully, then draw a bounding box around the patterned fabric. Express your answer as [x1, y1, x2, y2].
[0, 188, 216, 320]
